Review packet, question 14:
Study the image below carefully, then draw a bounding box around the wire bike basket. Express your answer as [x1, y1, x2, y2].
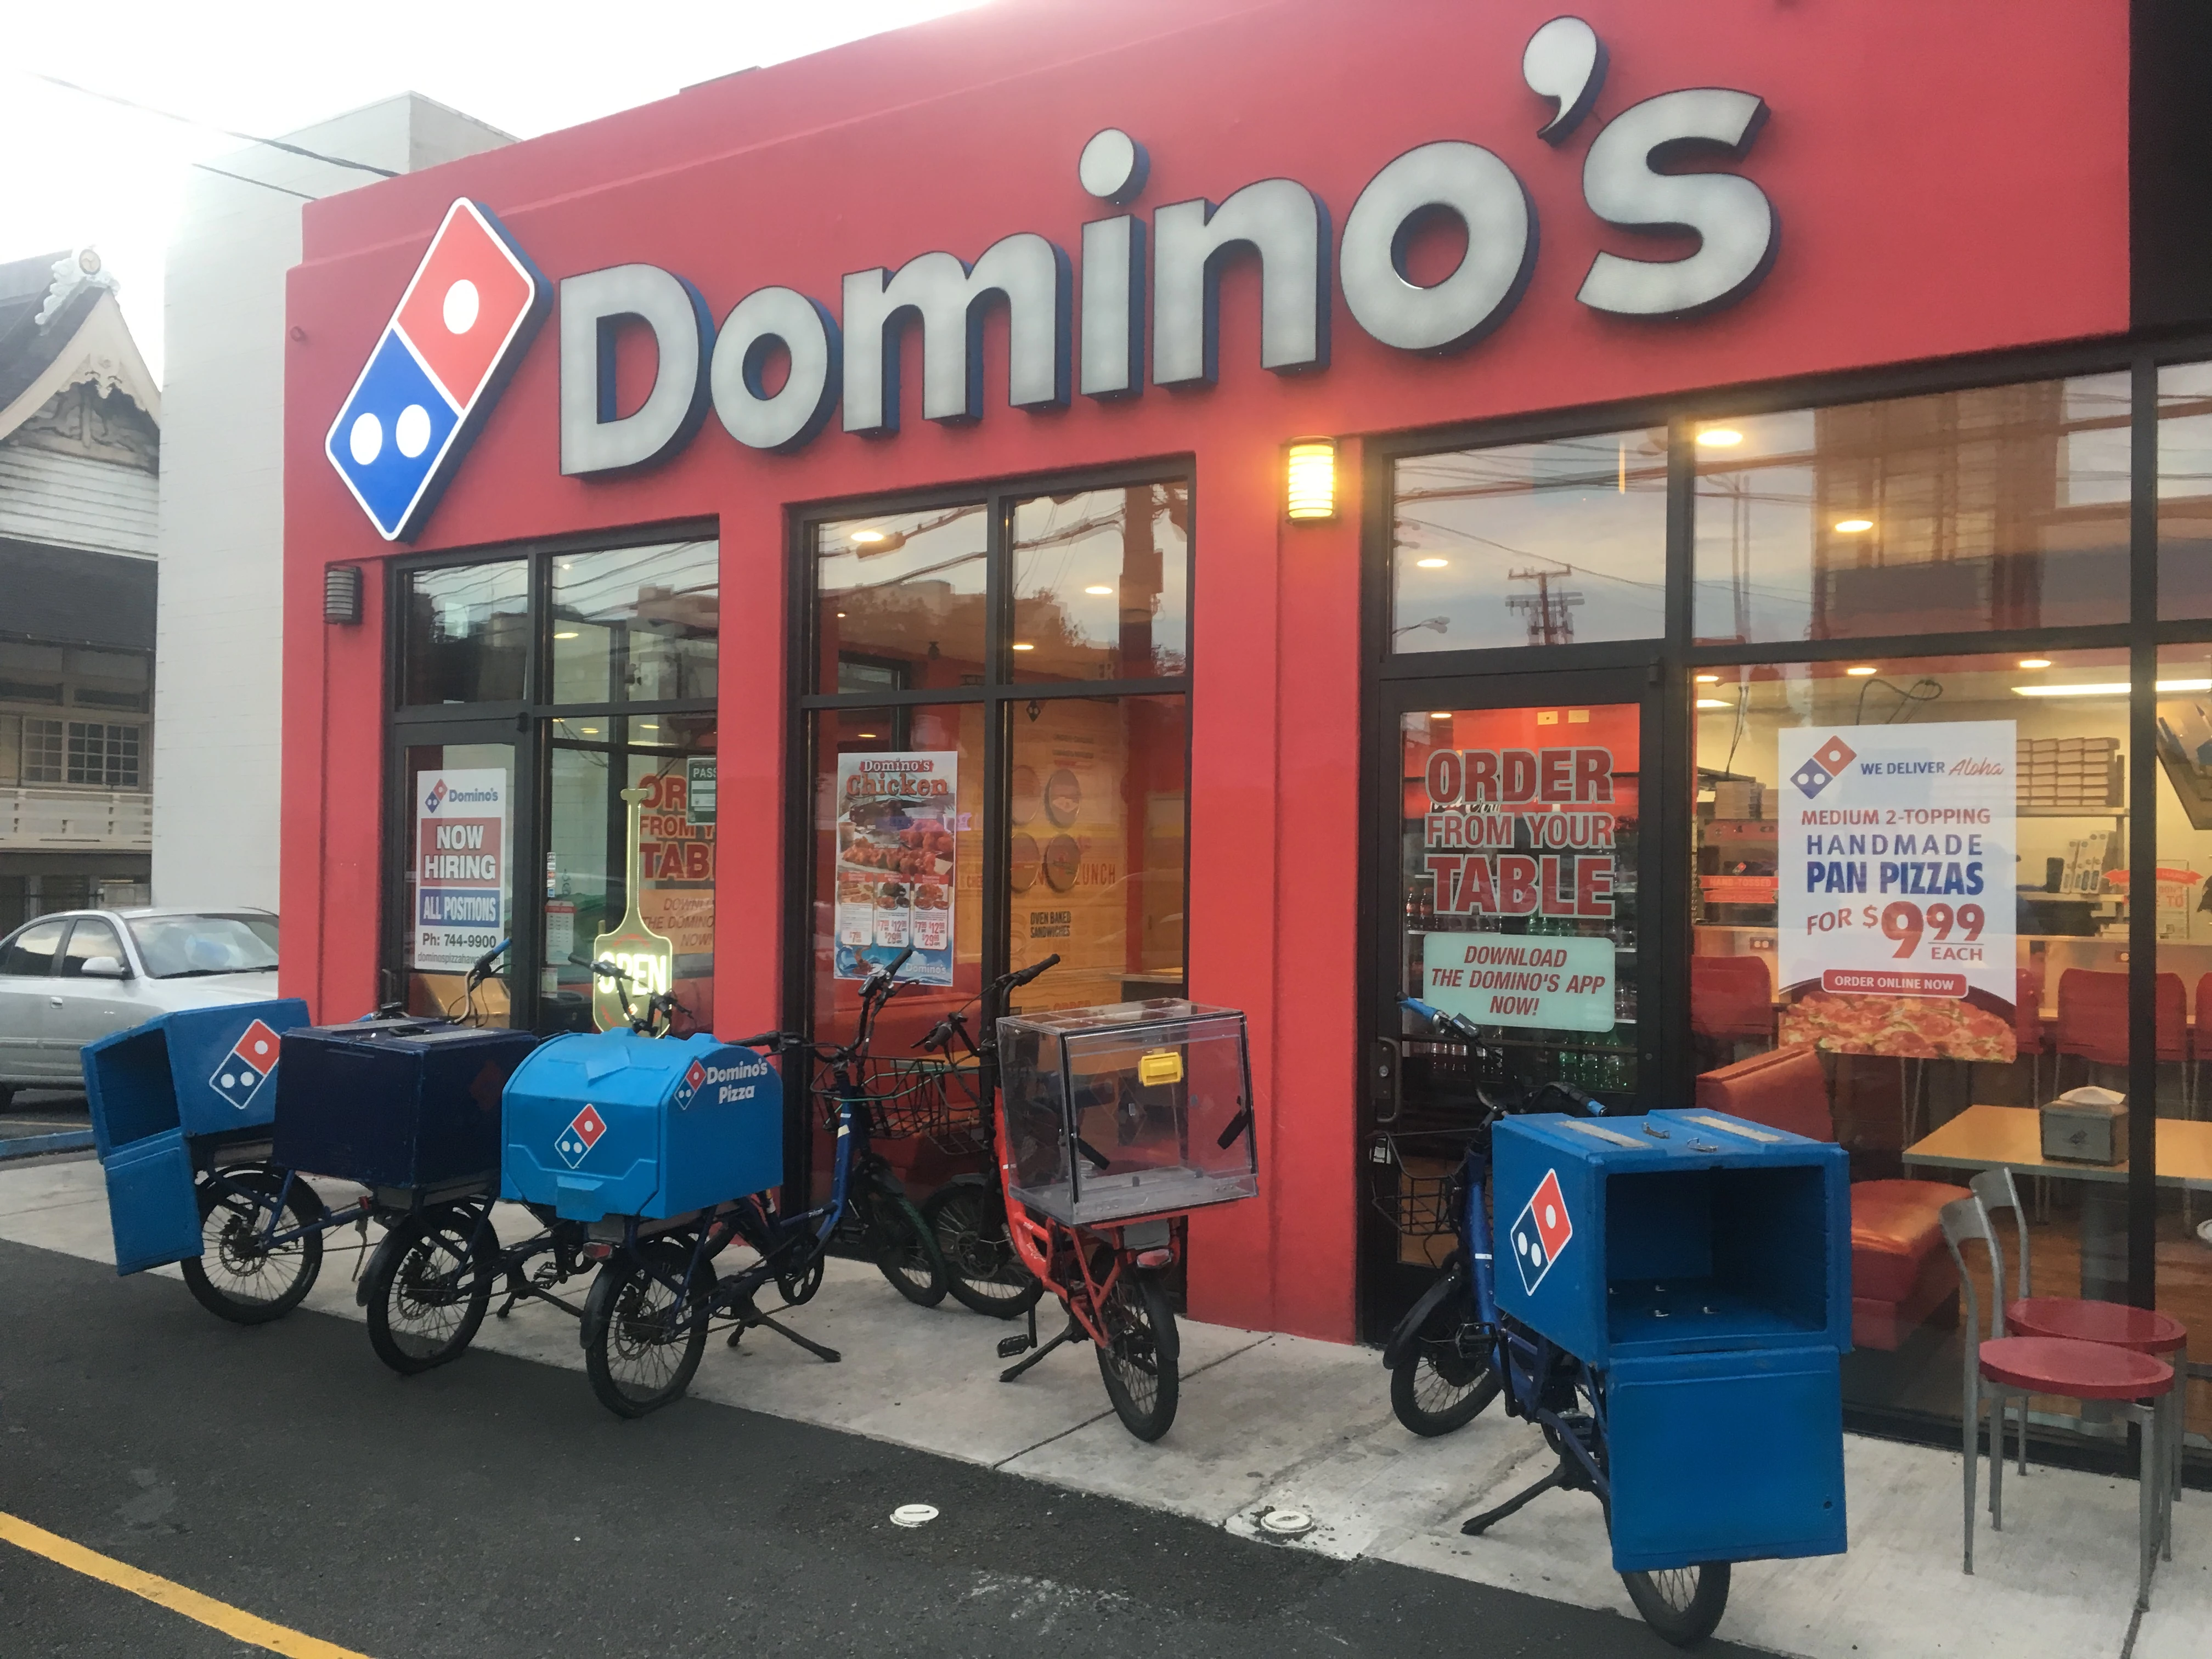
[828, 1056, 984, 1154]
[1368, 1128, 1475, 1243]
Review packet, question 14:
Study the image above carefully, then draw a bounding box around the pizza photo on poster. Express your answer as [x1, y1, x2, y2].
[1775, 721, 2017, 1062]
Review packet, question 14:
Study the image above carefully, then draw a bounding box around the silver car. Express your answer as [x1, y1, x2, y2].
[0, 908, 280, 1105]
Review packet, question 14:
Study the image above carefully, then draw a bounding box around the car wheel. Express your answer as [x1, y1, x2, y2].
[0, 1084, 15, 1111]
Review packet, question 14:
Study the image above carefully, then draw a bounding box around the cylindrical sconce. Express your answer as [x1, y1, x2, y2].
[324, 563, 363, 624]
[1285, 437, 1338, 521]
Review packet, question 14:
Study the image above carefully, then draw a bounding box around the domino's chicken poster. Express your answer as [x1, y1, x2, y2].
[414, 768, 509, 973]
[1776, 721, 2017, 1061]
[834, 752, 957, 985]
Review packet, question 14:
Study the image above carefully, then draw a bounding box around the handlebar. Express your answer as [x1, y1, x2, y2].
[1004, 952, 1059, 991]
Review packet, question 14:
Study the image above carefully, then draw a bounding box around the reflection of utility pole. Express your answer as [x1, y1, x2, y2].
[1506, 565, 1583, 646]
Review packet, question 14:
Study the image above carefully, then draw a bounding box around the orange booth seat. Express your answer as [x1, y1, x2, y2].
[1695, 1045, 1971, 1351]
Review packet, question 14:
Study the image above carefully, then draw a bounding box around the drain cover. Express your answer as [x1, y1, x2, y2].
[1260, 1508, 1315, 1537]
[890, 1504, 939, 1527]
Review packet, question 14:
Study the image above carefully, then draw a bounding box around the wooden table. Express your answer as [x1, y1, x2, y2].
[1905, 1105, 2212, 1299]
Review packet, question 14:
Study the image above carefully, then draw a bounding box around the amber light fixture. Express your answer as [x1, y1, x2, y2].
[1285, 437, 1338, 521]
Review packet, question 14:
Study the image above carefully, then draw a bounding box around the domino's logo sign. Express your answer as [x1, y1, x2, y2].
[555, 1104, 607, 1169]
[1505, 1168, 1574, 1297]
[207, 1019, 283, 1112]
[678, 1058, 708, 1106]
[324, 199, 549, 541]
[1791, 735, 1858, 800]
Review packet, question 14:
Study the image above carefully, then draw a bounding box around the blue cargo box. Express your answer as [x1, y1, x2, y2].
[83, 999, 310, 1276]
[1491, 1108, 1850, 1367]
[1607, 1345, 1847, 1571]
[501, 1032, 782, 1222]
[273, 1022, 538, 1192]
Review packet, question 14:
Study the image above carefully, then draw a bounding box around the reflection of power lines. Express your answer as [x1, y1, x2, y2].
[1505, 566, 1582, 645]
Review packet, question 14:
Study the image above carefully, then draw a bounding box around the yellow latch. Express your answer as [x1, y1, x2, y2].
[1137, 1048, 1183, 1087]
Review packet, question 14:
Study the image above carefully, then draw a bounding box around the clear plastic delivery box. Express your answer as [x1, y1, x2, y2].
[997, 1000, 1257, 1227]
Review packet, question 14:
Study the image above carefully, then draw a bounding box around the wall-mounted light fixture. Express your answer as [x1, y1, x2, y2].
[1285, 437, 1338, 521]
[324, 564, 362, 624]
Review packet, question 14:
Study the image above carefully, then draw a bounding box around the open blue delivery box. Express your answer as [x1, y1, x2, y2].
[502, 1031, 782, 1222]
[1492, 1108, 1852, 1572]
[82, 998, 309, 1275]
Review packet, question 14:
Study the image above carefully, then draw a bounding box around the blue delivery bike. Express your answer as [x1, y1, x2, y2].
[1380, 998, 1731, 1647]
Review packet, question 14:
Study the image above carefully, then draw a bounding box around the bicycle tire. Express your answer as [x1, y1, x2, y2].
[776, 1245, 827, 1307]
[179, 1167, 324, 1325]
[1621, 1563, 1731, 1647]
[1386, 1277, 1500, 1437]
[580, 1241, 712, 1418]
[922, 1178, 1042, 1318]
[1095, 1270, 1179, 1442]
[865, 1188, 949, 1307]
[364, 1208, 497, 1374]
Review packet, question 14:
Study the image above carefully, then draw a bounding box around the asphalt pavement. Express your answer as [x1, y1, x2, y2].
[0, 1091, 92, 1155]
[0, 1234, 1776, 1658]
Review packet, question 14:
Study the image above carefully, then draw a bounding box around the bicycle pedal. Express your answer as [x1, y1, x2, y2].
[996, 1334, 1034, 1358]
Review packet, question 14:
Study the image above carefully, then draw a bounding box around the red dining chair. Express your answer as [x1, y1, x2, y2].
[1940, 1197, 2175, 1609]
[2013, 967, 2046, 1104]
[2193, 973, 2212, 1118]
[2053, 970, 2187, 1093]
[1971, 1166, 2190, 1509]
[1691, 954, 1773, 1068]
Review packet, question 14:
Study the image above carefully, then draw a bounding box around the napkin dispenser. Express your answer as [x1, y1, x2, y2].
[2040, 1087, 2128, 1166]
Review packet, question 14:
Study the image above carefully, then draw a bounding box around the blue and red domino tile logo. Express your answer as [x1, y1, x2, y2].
[207, 1019, 283, 1112]
[1505, 1167, 1575, 1296]
[555, 1104, 606, 1170]
[324, 199, 549, 541]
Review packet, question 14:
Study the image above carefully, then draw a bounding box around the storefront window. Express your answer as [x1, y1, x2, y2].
[814, 504, 988, 695]
[1011, 485, 1188, 682]
[1391, 427, 1667, 653]
[549, 539, 718, 704]
[2158, 361, 2212, 619]
[400, 560, 531, 704]
[1690, 650, 2130, 1442]
[1692, 376, 2132, 644]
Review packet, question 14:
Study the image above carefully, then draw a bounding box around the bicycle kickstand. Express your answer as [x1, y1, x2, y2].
[999, 1311, 1082, 1384]
[732, 1291, 842, 1364]
[1459, 1464, 1572, 1537]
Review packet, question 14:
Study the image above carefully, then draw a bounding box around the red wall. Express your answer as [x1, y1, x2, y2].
[281, 0, 2130, 1340]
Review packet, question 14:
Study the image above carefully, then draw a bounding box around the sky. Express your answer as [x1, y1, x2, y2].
[0, 0, 988, 382]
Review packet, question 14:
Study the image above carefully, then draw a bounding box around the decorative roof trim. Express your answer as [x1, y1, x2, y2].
[0, 291, 161, 445]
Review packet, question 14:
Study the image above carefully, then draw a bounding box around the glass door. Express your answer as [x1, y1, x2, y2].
[391, 724, 526, 1026]
[1362, 668, 1660, 1333]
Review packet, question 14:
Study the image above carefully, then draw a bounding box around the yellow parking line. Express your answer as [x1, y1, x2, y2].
[0, 1510, 373, 1658]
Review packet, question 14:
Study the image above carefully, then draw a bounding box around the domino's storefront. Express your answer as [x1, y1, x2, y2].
[283, 0, 2212, 1468]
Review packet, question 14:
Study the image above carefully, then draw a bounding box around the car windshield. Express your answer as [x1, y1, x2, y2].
[127, 914, 280, 978]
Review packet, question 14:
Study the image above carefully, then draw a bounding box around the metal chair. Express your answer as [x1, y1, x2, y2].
[1971, 1166, 2189, 1507]
[1939, 1197, 2175, 1609]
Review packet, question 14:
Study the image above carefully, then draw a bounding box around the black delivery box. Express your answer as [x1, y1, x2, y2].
[272, 1022, 540, 1193]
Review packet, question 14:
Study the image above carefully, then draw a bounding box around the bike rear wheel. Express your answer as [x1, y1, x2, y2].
[1621, 1563, 1730, 1647]
[580, 1242, 712, 1417]
[180, 1168, 324, 1325]
[1094, 1269, 1179, 1442]
[923, 1178, 1042, 1318]
[865, 1188, 949, 1307]
[365, 1208, 496, 1374]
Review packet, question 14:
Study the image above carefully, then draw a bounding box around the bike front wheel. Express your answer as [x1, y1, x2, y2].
[864, 1188, 949, 1307]
[180, 1168, 324, 1325]
[365, 1208, 496, 1374]
[1387, 1282, 1500, 1437]
[922, 1178, 1042, 1318]
[1621, 1563, 1731, 1648]
[580, 1242, 712, 1418]
[1095, 1269, 1179, 1442]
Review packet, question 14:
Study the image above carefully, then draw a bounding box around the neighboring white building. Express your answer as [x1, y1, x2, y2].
[153, 94, 509, 912]
[0, 249, 162, 928]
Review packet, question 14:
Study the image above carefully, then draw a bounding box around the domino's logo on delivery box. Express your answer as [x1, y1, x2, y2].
[325, 199, 548, 541]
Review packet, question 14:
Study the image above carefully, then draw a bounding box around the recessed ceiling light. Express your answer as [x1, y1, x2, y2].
[857, 731, 878, 738]
[835, 612, 846, 618]
[2015, 679, 2212, 697]
[1834, 518, 1875, 534]
[1846, 665, 1878, 676]
[1429, 712, 1451, 720]
[1695, 698, 1732, 710]
[638, 723, 658, 730]
[1012, 642, 1035, 652]
[553, 630, 579, 640]
[579, 726, 600, 735]
[1414, 557, 1449, 569]
[850, 529, 886, 544]
[1695, 428, 1744, 448]
[2018, 658, 2052, 669]
[1694, 673, 1721, 684]
[1084, 584, 1114, 596]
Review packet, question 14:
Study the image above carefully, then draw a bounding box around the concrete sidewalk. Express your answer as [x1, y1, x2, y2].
[3, 1156, 2203, 1658]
